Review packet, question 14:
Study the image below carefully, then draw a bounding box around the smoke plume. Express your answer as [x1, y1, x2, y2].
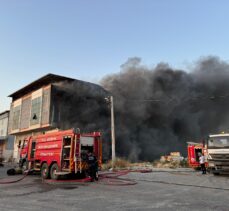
[52, 80, 111, 160]
[101, 56, 229, 161]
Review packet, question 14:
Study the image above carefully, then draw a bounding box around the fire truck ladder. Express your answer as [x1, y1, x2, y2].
[74, 135, 82, 174]
[55, 136, 72, 176]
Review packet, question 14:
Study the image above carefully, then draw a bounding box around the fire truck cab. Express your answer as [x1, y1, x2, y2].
[187, 142, 208, 169]
[19, 129, 102, 180]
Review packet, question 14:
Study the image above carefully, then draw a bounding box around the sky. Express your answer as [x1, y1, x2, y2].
[0, 0, 229, 111]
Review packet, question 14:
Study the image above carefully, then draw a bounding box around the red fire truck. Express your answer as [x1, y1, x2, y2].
[187, 142, 208, 169]
[19, 129, 102, 180]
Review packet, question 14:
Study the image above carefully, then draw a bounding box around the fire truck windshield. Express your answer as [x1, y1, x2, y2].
[208, 136, 229, 148]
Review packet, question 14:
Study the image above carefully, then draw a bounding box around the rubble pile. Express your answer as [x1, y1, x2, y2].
[153, 152, 188, 168]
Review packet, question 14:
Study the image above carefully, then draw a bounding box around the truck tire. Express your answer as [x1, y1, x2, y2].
[41, 163, 49, 179]
[50, 163, 60, 180]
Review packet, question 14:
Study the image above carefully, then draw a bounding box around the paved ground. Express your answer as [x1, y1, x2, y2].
[0, 164, 229, 211]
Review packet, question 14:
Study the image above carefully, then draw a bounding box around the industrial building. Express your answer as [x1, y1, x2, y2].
[0, 111, 14, 161]
[8, 73, 109, 161]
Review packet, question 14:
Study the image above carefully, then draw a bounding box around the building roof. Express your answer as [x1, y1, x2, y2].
[9, 73, 76, 100]
[0, 110, 9, 116]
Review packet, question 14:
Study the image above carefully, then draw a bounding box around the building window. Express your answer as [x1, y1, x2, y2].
[12, 105, 21, 130]
[30, 97, 42, 125]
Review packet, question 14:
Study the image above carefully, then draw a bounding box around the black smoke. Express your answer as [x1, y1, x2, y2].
[51, 80, 111, 160]
[101, 56, 229, 161]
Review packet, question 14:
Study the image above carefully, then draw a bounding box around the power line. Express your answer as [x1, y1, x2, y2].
[119, 94, 229, 103]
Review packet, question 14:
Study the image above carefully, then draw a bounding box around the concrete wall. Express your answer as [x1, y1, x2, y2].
[0, 111, 9, 138]
[0, 138, 14, 162]
[8, 86, 51, 135]
[4, 149, 14, 162]
[2, 135, 14, 161]
[0, 111, 14, 161]
[8, 85, 52, 162]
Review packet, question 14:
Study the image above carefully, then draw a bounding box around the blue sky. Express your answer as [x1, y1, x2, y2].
[0, 0, 229, 111]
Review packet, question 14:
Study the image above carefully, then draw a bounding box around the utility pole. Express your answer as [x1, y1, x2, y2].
[105, 96, 116, 166]
[110, 96, 116, 164]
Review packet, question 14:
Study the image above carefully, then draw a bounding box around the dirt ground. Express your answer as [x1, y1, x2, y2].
[0, 164, 229, 211]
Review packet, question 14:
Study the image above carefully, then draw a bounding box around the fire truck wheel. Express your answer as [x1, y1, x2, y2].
[41, 163, 49, 179]
[50, 163, 60, 180]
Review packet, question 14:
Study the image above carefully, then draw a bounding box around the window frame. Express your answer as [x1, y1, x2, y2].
[30, 96, 42, 126]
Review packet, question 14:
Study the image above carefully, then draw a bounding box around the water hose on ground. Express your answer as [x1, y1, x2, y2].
[42, 169, 152, 186]
[0, 169, 31, 184]
[98, 169, 152, 186]
[0, 168, 153, 185]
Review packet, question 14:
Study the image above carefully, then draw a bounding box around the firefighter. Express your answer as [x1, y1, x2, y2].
[198, 152, 206, 174]
[87, 151, 98, 181]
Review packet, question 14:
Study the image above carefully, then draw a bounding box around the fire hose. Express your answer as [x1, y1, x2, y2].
[42, 169, 153, 186]
[0, 169, 151, 185]
[97, 169, 152, 186]
[2, 168, 229, 191]
[0, 169, 32, 184]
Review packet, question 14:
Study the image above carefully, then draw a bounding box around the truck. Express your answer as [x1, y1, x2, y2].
[187, 142, 208, 169]
[18, 128, 102, 180]
[207, 133, 229, 175]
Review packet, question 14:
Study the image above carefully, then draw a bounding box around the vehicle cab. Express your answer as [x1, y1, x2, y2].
[207, 133, 229, 174]
[19, 138, 30, 167]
